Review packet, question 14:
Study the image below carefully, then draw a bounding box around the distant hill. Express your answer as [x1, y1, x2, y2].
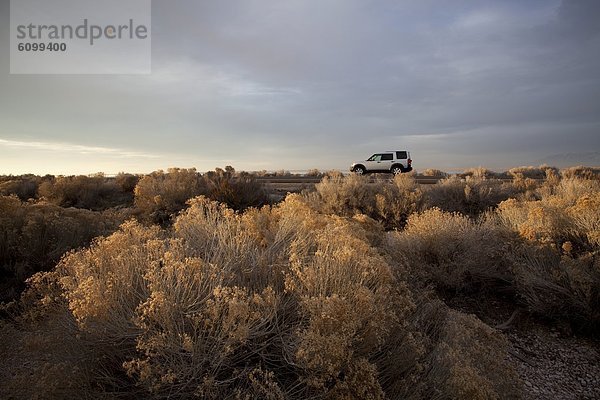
[535, 152, 600, 168]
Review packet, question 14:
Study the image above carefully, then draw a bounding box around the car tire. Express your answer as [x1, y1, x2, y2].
[391, 165, 404, 175]
[354, 166, 366, 175]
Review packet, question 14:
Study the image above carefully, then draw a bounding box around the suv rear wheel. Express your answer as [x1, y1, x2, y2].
[391, 165, 404, 175]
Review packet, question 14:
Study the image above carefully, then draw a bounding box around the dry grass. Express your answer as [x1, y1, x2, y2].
[38, 174, 134, 210]
[0, 174, 44, 201]
[422, 175, 536, 216]
[509, 246, 599, 332]
[507, 165, 558, 180]
[134, 167, 268, 224]
[202, 167, 270, 211]
[0, 195, 128, 303]
[560, 166, 600, 180]
[307, 172, 423, 230]
[419, 168, 449, 178]
[387, 208, 517, 293]
[5, 165, 600, 398]
[134, 168, 205, 224]
[497, 177, 600, 331]
[2, 192, 520, 399]
[459, 167, 499, 179]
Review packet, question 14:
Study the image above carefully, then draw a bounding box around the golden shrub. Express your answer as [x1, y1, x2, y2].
[567, 194, 600, 247]
[499, 178, 600, 248]
[497, 176, 600, 331]
[59, 220, 161, 336]
[508, 165, 558, 180]
[8, 194, 426, 398]
[389, 208, 516, 291]
[560, 166, 600, 180]
[510, 246, 600, 331]
[423, 176, 531, 216]
[498, 199, 568, 244]
[461, 167, 496, 179]
[38, 174, 132, 210]
[420, 168, 448, 178]
[0, 195, 127, 303]
[3, 182, 533, 398]
[202, 167, 269, 211]
[0, 316, 99, 400]
[0, 174, 41, 200]
[134, 168, 205, 224]
[134, 167, 268, 225]
[309, 173, 423, 230]
[430, 311, 520, 399]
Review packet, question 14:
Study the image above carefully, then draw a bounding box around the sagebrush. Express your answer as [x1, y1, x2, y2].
[4, 165, 599, 398]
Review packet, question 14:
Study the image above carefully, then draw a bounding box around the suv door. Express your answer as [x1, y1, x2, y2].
[365, 154, 382, 171]
[379, 153, 394, 171]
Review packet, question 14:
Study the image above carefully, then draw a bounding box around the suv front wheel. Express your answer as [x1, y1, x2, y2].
[354, 166, 366, 175]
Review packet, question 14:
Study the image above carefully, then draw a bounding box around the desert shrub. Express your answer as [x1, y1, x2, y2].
[497, 177, 600, 332]
[561, 165, 600, 180]
[42, 197, 415, 398]
[379, 294, 521, 399]
[498, 198, 568, 246]
[421, 177, 469, 214]
[322, 169, 343, 177]
[278, 199, 414, 397]
[114, 172, 140, 193]
[307, 173, 423, 230]
[202, 166, 269, 211]
[253, 169, 292, 178]
[0, 195, 127, 302]
[508, 165, 558, 180]
[510, 245, 600, 333]
[253, 169, 269, 177]
[134, 167, 268, 225]
[306, 168, 323, 177]
[423, 309, 520, 399]
[420, 168, 448, 178]
[508, 176, 543, 202]
[376, 173, 425, 229]
[498, 178, 600, 248]
[3, 194, 521, 399]
[38, 174, 133, 210]
[422, 176, 532, 216]
[0, 308, 101, 400]
[134, 168, 205, 224]
[0, 174, 44, 200]
[551, 177, 600, 207]
[387, 208, 516, 293]
[569, 195, 600, 248]
[308, 173, 377, 216]
[274, 169, 292, 177]
[460, 167, 498, 179]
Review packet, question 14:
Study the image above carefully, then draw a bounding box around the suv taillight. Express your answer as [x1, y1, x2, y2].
[408, 159, 412, 165]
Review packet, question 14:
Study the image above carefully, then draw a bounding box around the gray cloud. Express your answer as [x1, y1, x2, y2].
[1, 0, 599, 174]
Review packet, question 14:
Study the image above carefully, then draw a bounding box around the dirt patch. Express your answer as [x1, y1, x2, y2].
[445, 294, 600, 400]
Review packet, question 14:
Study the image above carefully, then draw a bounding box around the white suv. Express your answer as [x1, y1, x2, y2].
[350, 151, 412, 175]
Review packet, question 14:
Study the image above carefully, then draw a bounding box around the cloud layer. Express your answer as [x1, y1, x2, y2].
[1, 0, 599, 173]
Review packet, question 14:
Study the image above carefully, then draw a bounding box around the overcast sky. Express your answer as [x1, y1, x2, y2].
[1, 0, 599, 174]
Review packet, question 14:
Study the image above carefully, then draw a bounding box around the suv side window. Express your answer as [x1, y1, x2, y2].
[396, 151, 407, 159]
[368, 154, 382, 161]
[381, 153, 393, 161]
